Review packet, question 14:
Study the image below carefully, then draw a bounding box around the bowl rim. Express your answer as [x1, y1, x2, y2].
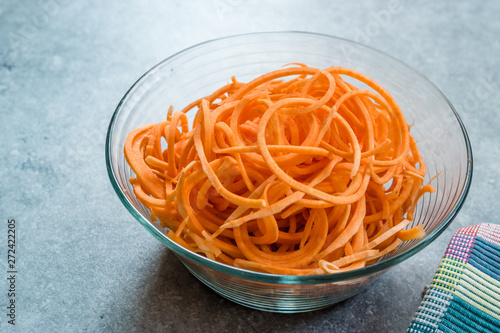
[105, 31, 473, 284]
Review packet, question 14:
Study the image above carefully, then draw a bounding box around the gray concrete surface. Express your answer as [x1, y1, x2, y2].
[1, 1, 499, 332]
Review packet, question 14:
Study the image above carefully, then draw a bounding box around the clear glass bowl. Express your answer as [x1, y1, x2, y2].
[106, 32, 473, 313]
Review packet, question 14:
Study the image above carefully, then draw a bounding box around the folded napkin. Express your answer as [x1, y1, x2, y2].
[408, 223, 500, 333]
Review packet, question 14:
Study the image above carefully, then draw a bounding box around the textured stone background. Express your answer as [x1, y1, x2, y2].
[0, 1, 499, 332]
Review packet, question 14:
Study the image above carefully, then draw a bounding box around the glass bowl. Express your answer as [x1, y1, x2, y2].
[106, 32, 473, 313]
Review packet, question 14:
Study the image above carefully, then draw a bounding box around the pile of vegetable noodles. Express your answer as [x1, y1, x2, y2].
[124, 64, 435, 275]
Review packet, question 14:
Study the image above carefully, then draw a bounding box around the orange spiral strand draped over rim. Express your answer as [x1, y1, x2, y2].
[123, 64, 434, 275]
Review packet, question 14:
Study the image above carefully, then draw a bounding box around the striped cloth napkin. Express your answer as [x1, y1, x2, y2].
[408, 223, 500, 333]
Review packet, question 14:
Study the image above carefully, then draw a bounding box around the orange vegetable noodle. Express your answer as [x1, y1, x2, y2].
[124, 64, 434, 275]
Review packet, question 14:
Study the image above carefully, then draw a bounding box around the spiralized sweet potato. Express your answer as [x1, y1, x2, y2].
[124, 64, 433, 275]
